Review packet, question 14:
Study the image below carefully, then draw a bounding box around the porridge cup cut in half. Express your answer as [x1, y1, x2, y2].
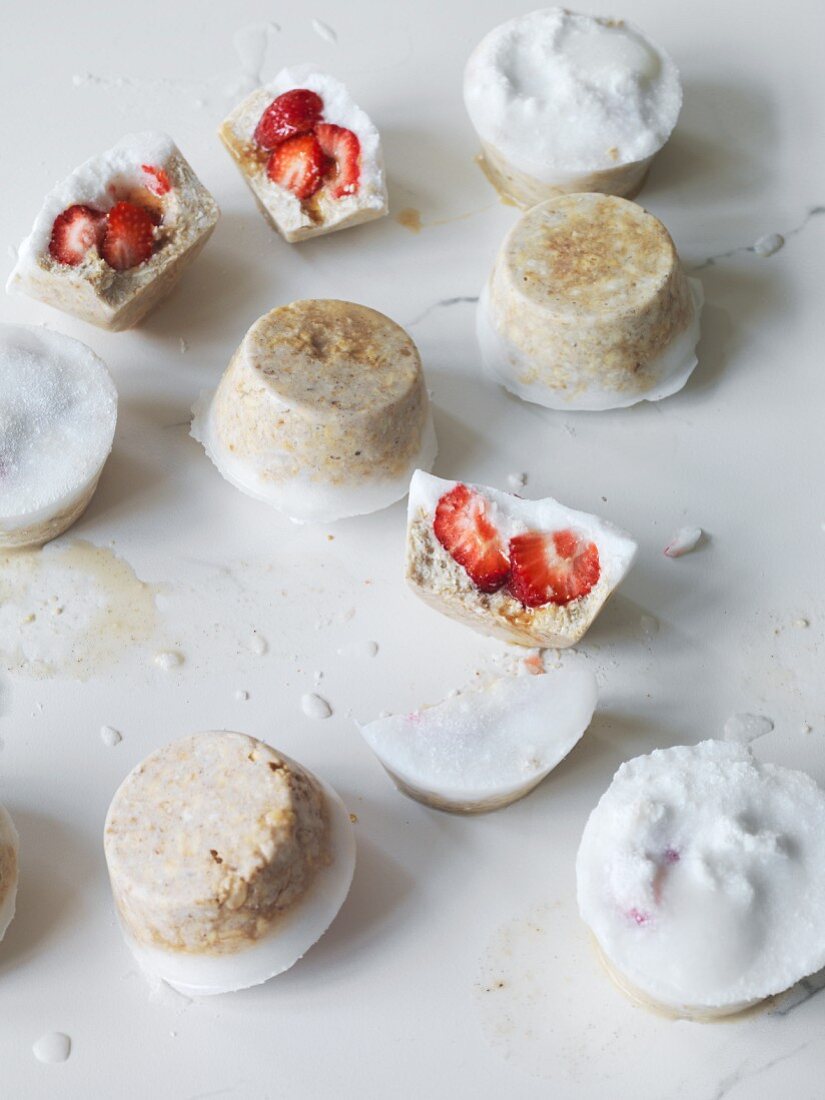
[359, 660, 597, 814]
[0, 804, 19, 944]
[191, 300, 437, 524]
[219, 65, 388, 242]
[577, 740, 825, 1020]
[7, 132, 219, 331]
[464, 8, 682, 206]
[104, 731, 355, 996]
[406, 470, 637, 648]
[0, 324, 117, 549]
[477, 193, 703, 411]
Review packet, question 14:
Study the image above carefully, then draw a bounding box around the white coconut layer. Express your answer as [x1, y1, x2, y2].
[119, 776, 355, 996]
[191, 391, 437, 525]
[477, 278, 703, 412]
[463, 8, 682, 181]
[0, 325, 117, 533]
[0, 805, 19, 943]
[360, 662, 597, 811]
[577, 740, 825, 1015]
[7, 132, 176, 283]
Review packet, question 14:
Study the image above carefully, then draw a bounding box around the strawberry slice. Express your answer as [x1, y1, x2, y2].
[433, 484, 510, 594]
[315, 123, 360, 199]
[100, 201, 155, 271]
[267, 133, 326, 200]
[141, 164, 172, 196]
[508, 529, 600, 607]
[254, 89, 324, 150]
[48, 205, 106, 266]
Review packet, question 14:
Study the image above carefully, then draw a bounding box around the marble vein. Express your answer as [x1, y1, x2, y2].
[693, 205, 825, 270]
[406, 295, 479, 327]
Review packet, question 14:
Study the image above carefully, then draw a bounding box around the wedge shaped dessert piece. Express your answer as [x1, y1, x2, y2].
[192, 300, 437, 523]
[0, 324, 117, 549]
[360, 662, 597, 813]
[219, 65, 388, 242]
[577, 740, 825, 1019]
[464, 8, 682, 206]
[104, 731, 355, 996]
[0, 804, 19, 944]
[406, 471, 637, 647]
[478, 193, 702, 410]
[7, 133, 219, 331]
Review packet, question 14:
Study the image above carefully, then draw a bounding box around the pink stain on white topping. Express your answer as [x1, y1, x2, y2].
[627, 907, 650, 926]
[664, 526, 703, 558]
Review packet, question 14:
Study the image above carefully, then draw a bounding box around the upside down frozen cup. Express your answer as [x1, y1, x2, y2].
[464, 8, 682, 206]
[104, 731, 355, 996]
[192, 300, 437, 523]
[478, 193, 702, 411]
[577, 741, 825, 1019]
[0, 324, 117, 549]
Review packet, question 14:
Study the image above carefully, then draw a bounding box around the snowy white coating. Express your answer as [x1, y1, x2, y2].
[0, 804, 19, 943]
[577, 740, 825, 1015]
[0, 325, 117, 540]
[463, 9, 682, 181]
[219, 65, 387, 242]
[664, 525, 703, 557]
[360, 662, 598, 812]
[8, 132, 175, 280]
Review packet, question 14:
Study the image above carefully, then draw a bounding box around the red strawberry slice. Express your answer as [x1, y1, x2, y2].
[433, 484, 510, 594]
[254, 89, 324, 150]
[508, 529, 600, 607]
[141, 164, 172, 196]
[48, 205, 106, 266]
[315, 123, 360, 199]
[267, 133, 326, 200]
[100, 201, 155, 271]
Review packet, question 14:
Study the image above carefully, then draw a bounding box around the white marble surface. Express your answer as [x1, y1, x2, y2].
[0, 0, 823, 1097]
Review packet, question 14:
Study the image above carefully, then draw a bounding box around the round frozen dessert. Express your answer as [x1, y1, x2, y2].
[0, 324, 118, 548]
[577, 740, 825, 1018]
[360, 662, 597, 813]
[0, 805, 19, 944]
[478, 193, 702, 411]
[192, 300, 437, 523]
[464, 8, 682, 206]
[104, 731, 355, 996]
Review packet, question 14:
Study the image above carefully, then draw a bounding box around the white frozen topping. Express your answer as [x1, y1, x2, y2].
[663, 525, 703, 557]
[408, 469, 637, 587]
[8, 132, 175, 280]
[464, 8, 682, 179]
[302, 693, 332, 720]
[360, 663, 597, 805]
[723, 713, 774, 745]
[577, 740, 825, 1011]
[0, 325, 117, 523]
